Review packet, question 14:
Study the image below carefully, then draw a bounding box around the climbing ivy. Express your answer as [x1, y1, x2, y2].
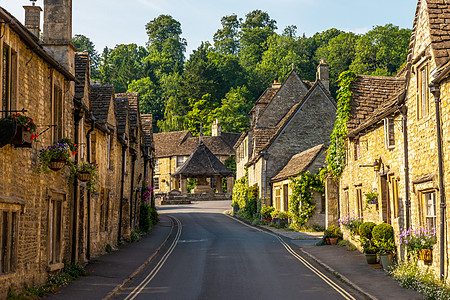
[289, 171, 325, 225]
[232, 169, 248, 209]
[326, 70, 357, 177]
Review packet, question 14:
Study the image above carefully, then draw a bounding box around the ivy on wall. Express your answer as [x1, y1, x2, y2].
[232, 169, 248, 209]
[326, 70, 357, 177]
[289, 171, 325, 225]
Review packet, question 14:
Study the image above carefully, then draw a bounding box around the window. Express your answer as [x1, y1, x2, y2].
[354, 140, 361, 161]
[177, 156, 185, 168]
[423, 191, 436, 231]
[275, 187, 281, 210]
[80, 117, 85, 159]
[0, 209, 18, 274]
[52, 84, 63, 142]
[99, 188, 110, 232]
[154, 159, 159, 172]
[107, 134, 113, 170]
[154, 177, 160, 190]
[320, 194, 326, 214]
[91, 133, 97, 164]
[418, 64, 429, 119]
[391, 178, 400, 218]
[1, 43, 17, 118]
[384, 118, 395, 148]
[343, 189, 349, 215]
[49, 199, 63, 264]
[356, 187, 363, 218]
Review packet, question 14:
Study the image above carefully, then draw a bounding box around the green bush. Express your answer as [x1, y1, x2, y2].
[372, 223, 394, 242]
[359, 222, 376, 240]
[270, 209, 281, 219]
[324, 225, 342, 238]
[245, 184, 258, 218]
[277, 211, 290, 220]
[139, 202, 153, 233]
[364, 246, 378, 254]
[261, 206, 275, 218]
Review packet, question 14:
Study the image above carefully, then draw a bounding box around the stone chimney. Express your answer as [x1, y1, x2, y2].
[42, 0, 76, 74]
[316, 59, 329, 91]
[23, 3, 42, 38]
[211, 119, 222, 137]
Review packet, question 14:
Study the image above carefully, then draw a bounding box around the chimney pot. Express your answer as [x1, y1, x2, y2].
[316, 58, 329, 91]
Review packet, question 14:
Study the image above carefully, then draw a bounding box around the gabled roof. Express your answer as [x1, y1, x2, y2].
[172, 142, 233, 178]
[249, 86, 280, 113]
[90, 84, 115, 124]
[115, 97, 129, 135]
[347, 75, 406, 132]
[154, 131, 192, 157]
[271, 144, 326, 182]
[426, 0, 450, 68]
[116, 93, 140, 130]
[221, 132, 242, 149]
[74, 52, 90, 105]
[141, 114, 153, 146]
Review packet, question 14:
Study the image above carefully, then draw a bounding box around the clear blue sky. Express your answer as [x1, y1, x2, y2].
[3, 0, 417, 57]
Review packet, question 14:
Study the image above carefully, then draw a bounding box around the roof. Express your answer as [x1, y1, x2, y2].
[347, 75, 406, 132]
[74, 52, 90, 103]
[141, 114, 153, 146]
[426, 0, 450, 68]
[90, 84, 115, 124]
[252, 127, 278, 155]
[249, 86, 280, 113]
[115, 97, 129, 135]
[172, 142, 233, 178]
[154, 131, 237, 158]
[116, 93, 140, 130]
[271, 144, 326, 182]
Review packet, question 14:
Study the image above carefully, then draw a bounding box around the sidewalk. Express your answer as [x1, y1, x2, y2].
[261, 225, 423, 300]
[44, 214, 174, 300]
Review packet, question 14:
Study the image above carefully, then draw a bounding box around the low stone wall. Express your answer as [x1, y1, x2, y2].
[156, 192, 231, 205]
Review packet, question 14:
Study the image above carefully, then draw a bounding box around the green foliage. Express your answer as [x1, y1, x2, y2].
[130, 231, 142, 242]
[72, 34, 100, 78]
[260, 205, 275, 218]
[139, 201, 153, 233]
[324, 225, 342, 238]
[326, 70, 357, 177]
[127, 77, 163, 128]
[373, 223, 396, 254]
[359, 222, 376, 240]
[187, 178, 197, 193]
[245, 184, 259, 219]
[213, 14, 241, 55]
[289, 171, 324, 225]
[38, 141, 74, 174]
[232, 171, 248, 209]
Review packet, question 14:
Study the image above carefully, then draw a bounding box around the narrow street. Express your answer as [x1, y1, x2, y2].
[113, 201, 362, 300]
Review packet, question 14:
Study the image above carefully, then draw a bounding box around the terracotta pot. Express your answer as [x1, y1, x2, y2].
[419, 249, 433, 263]
[329, 237, 339, 245]
[325, 238, 331, 245]
[10, 125, 32, 148]
[77, 172, 91, 182]
[262, 217, 272, 223]
[49, 159, 66, 171]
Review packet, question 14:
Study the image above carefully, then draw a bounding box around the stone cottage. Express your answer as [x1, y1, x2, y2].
[0, 2, 154, 297]
[333, 0, 450, 279]
[235, 62, 337, 205]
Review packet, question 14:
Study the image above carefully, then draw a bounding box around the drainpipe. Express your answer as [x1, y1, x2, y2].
[400, 106, 411, 230]
[118, 144, 126, 244]
[71, 109, 83, 263]
[85, 118, 95, 260]
[430, 84, 446, 280]
[130, 151, 137, 230]
[261, 152, 269, 205]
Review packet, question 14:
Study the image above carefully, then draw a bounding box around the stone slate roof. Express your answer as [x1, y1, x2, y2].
[172, 142, 233, 178]
[74, 52, 89, 104]
[154, 130, 237, 158]
[426, 0, 450, 68]
[141, 114, 153, 146]
[115, 97, 129, 135]
[347, 75, 406, 132]
[90, 84, 115, 124]
[252, 127, 278, 156]
[249, 86, 280, 113]
[271, 144, 326, 182]
[116, 93, 139, 130]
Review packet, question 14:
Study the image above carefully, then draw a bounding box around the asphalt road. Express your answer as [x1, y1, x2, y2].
[113, 201, 363, 300]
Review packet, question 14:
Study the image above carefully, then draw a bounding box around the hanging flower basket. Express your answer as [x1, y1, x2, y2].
[10, 125, 33, 148]
[4, 114, 38, 148]
[419, 249, 433, 263]
[77, 171, 91, 182]
[49, 159, 66, 171]
[0, 119, 17, 148]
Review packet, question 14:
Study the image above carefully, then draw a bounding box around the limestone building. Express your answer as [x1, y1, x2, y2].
[235, 62, 337, 205]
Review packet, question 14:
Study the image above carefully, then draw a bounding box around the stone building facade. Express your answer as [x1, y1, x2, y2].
[333, 0, 450, 278]
[235, 62, 336, 205]
[0, 3, 153, 298]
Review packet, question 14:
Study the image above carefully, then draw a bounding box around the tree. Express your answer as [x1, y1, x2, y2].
[72, 34, 100, 78]
[157, 72, 187, 132]
[213, 15, 242, 55]
[350, 24, 411, 76]
[183, 94, 216, 135]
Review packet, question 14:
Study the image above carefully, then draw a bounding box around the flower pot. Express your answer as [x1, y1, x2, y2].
[325, 238, 331, 245]
[49, 159, 66, 171]
[262, 217, 272, 223]
[77, 172, 91, 182]
[10, 125, 32, 148]
[0, 120, 17, 148]
[365, 253, 378, 264]
[419, 249, 432, 263]
[329, 237, 339, 245]
[380, 253, 393, 271]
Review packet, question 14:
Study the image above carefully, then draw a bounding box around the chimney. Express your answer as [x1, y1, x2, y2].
[211, 119, 221, 137]
[42, 0, 75, 74]
[272, 80, 282, 89]
[23, 2, 42, 38]
[316, 59, 329, 91]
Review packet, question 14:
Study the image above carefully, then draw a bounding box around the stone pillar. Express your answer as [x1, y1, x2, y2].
[226, 177, 234, 195]
[181, 176, 188, 194]
[325, 176, 339, 227]
[23, 5, 42, 38]
[216, 177, 223, 193]
[316, 59, 329, 91]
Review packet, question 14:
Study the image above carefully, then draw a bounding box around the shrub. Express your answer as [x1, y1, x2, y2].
[139, 201, 153, 233]
[245, 184, 258, 218]
[277, 211, 290, 220]
[359, 222, 376, 240]
[105, 244, 113, 253]
[261, 206, 275, 218]
[373, 223, 394, 242]
[324, 225, 342, 238]
[364, 246, 378, 254]
[270, 209, 281, 219]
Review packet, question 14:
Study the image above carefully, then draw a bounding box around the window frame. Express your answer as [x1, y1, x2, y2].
[47, 189, 66, 268]
[154, 159, 159, 172]
[384, 117, 395, 149]
[422, 191, 437, 231]
[153, 177, 160, 190]
[356, 187, 363, 219]
[0, 207, 18, 275]
[1, 42, 18, 118]
[417, 63, 429, 119]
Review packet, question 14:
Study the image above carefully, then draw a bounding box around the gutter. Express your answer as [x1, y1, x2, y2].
[400, 106, 411, 230]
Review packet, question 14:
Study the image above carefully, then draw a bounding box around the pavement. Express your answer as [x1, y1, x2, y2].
[43, 209, 424, 300]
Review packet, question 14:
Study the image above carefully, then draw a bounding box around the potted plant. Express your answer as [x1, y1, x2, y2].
[365, 191, 378, 205]
[398, 226, 436, 263]
[359, 221, 377, 264]
[3, 113, 38, 147]
[72, 162, 98, 194]
[324, 225, 342, 245]
[271, 209, 281, 225]
[277, 211, 290, 228]
[373, 223, 396, 271]
[38, 142, 72, 173]
[339, 213, 363, 236]
[261, 206, 275, 223]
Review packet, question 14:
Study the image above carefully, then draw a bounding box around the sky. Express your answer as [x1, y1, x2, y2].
[2, 0, 418, 56]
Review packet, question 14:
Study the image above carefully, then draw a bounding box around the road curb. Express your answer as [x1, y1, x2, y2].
[103, 215, 175, 300]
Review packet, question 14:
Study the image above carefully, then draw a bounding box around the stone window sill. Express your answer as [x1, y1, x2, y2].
[47, 263, 64, 272]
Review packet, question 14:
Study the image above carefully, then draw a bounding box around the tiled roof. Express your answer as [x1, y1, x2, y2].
[141, 114, 153, 146]
[249, 87, 280, 113]
[74, 52, 89, 103]
[347, 75, 406, 132]
[271, 144, 326, 182]
[251, 127, 278, 157]
[220, 132, 241, 149]
[234, 132, 248, 149]
[116, 93, 139, 129]
[427, 0, 450, 68]
[115, 97, 129, 135]
[90, 84, 114, 124]
[154, 131, 192, 157]
[172, 142, 233, 178]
